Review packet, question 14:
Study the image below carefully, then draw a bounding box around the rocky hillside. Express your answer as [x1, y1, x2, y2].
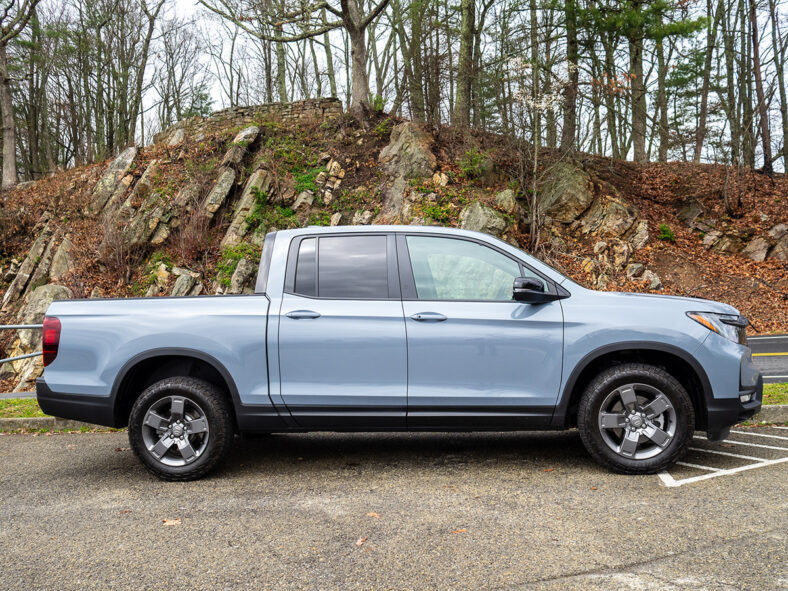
[1, 98, 786, 392]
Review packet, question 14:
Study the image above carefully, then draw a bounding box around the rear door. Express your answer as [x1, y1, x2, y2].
[277, 233, 407, 429]
[399, 234, 564, 429]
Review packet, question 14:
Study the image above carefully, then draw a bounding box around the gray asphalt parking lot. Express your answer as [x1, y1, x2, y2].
[1, 426, 787, 590]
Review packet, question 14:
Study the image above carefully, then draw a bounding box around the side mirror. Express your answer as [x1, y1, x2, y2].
[513, 277, 559, 303]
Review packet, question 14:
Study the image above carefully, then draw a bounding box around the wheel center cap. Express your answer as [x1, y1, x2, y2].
[172, 423, 185, 437]
[630, 414, 644, 429]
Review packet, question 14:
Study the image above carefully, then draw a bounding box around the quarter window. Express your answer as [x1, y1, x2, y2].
[292, 235, 389, 299]
[406, 236, 522, 301]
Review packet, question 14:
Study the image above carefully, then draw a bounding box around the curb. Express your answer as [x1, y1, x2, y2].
[0, 417, 99, 431]
[751, 404, 788, 424]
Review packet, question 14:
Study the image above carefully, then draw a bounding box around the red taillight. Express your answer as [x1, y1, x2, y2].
[42, 316, 61, 367]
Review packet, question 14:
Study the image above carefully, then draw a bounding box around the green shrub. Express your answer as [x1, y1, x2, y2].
[293, 167, 324, 195]
[458, 149, 490, 179]
[657, 223, 676, 242]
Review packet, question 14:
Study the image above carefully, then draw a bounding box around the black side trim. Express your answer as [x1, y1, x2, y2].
[552, 341, 715, 429]
[408, 405, 554, 430]
[37, 379, 117, 427]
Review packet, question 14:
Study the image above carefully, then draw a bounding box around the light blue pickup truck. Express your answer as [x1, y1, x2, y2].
[37, 226, 762, 480]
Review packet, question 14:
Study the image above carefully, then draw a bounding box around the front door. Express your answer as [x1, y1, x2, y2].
[278, 234, 407, 429]
[399, 234, 564, 429]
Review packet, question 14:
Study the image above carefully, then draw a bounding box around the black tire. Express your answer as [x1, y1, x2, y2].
[577, 363, 694, 474]
[128, 377, 234, 481]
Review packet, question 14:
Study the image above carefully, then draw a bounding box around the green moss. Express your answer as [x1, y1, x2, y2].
[422, 203, 452, 225]
[308, 212, 331, 226]
[216, 243, 262, 288]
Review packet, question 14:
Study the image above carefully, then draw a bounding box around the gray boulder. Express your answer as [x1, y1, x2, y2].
[49, 237, 75, 281]
[459, 202, 508, 237]
[741, 237, 771, 261]
[537, 162, 595, 223]
[203, 168, 236, 219]
[495, 189, 517, 214]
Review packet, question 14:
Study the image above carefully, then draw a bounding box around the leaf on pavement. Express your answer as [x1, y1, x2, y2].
[366, 512, 380, 519]
[356, 536, 368, 546]
[162, 518, 181, 526]
[451, 528, 467, 534]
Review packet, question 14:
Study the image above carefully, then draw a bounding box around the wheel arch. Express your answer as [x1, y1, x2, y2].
[111, 348, 241, 428]
[553, 342, 713, 431]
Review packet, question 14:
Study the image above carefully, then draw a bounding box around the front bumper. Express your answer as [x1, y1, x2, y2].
[705, 373, 763, 436]
[36, 378, 117, 427]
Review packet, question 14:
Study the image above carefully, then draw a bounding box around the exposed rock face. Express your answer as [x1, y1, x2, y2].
[88, 146, 138, 214]
[495, 189, 517, 214]
[351, 210, 374, 225]
[538, 162, 595, 223]
[768, 224, 788, 261]
[579, 196, 636, 238]
[741, 237, 771, 261]
[1, 223, 59, 311]
[203, 168, 236, 219]
[378, 122, 437, 217]
[228, 258, 256, 294]
[221, 170, 273, 248]
[0, 284, 73, 390]
[677, 200, 715, 232]
[49, 237, 75, 281]
[221, 126, 260, 168]
[641, 270, 662, 290]
[459, 202, 508, 237]
[292, 190, 315, 211]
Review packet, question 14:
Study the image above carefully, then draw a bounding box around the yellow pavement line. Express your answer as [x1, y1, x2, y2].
[752, 352, 788, 357]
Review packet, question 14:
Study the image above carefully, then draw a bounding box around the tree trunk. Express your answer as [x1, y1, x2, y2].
[629, 16, 647, 162]
[0, 43, 17, 189]
[749, 0, 773, 173]
[560, 0, 578, 151]
[694, 0, 723, 162]
[453, 0, 474, 127]
[347, 23, 370, 119]
[656, 37, 669, 161]
[276, 31, 288, 102]
[769, 0, 788, 169]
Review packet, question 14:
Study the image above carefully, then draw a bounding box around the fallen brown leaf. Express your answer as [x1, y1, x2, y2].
[590, 486, 598, 491]
[366, 512, 380, 519]
[451, 528, 467, 534]
[355, 536, 368, 546]
[543, 468, 554, 472]
[162, 518, 181, 526]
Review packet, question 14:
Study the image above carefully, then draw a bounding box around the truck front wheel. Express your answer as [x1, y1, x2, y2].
[128, 377, 234, 481]
[577, 363, 694, 474]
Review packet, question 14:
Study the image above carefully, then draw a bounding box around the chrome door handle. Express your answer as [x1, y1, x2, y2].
[286, 310, 321, 319]
[410, 312, 447, 322]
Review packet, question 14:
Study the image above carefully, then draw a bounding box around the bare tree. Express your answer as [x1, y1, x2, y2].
[1, 0, 41, 189]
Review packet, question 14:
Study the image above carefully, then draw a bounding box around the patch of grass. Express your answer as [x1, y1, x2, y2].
[763, 383, 788, 405]
[373, 117, 394, 139]
[657, 223, 676, 242]
[422, 203, 452, 225]
[307, 212, 331, 226]
[293, 166, 324, 195]
[0, 398, 46, 418]
[216, 243, 262, 288]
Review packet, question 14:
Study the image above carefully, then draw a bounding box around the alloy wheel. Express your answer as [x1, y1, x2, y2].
[140, 395, 210, 466]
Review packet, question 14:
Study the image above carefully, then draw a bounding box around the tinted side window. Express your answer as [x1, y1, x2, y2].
[406, 236, 521, 301]
[318, 236, 388, 299]
[294, 238, 317, 296]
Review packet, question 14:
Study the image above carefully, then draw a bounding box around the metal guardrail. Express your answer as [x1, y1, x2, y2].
[0, 324, 43, 364]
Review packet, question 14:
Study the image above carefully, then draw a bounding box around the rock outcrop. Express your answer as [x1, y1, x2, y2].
[378, 122, 437, 218]
[0, 284, 73, 391]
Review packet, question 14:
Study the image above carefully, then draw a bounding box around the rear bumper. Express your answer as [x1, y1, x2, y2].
[705, 374, 763, 434]
[36, 378, 118, 427]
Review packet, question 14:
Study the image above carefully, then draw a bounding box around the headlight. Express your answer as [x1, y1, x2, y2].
[687, 312, 748, 344]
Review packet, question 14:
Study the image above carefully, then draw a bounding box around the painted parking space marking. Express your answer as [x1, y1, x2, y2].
[658, 428, 788, 487]
[730, 429, 788, 441]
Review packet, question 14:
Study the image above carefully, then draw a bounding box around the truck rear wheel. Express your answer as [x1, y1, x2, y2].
[128, 377, 234, 481]
[577, 363, 694, 474]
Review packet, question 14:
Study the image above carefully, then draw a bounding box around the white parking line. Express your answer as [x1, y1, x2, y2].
[730, 430, 788, 441]
[675, 461, 720, 471]
[774, 426, 788, 430]
[692, 435, 788, 451]
[688, 447, 764, 461]
[658, 456, 788, 487]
